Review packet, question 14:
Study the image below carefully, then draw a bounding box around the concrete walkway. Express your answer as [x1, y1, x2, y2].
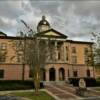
[45, 84, 100, 100]
[45, 84, 82, 100]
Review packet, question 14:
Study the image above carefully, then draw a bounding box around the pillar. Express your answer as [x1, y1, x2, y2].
[56, 69, 59, 81]
[54, 41, 58, 61]
[46, 69, 49, 81]
[63, 42, 66, 62]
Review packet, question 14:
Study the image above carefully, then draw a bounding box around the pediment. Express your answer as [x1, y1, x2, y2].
[44, 31, 61, 36]
[37, 29, 67, 39]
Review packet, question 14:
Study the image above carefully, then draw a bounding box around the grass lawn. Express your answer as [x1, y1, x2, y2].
[10, 91, 55, 100]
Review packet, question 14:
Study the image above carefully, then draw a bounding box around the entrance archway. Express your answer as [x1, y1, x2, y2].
[49, 68, 55, 81]
[59, 68, 65, 81]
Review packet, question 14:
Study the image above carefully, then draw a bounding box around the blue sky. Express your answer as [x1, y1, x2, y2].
[0, 0, 100, 41]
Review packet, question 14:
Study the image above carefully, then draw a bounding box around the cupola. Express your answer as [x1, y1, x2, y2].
[37, 16, 51, 32]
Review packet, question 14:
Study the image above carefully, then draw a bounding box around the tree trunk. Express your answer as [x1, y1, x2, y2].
[34, 68, 40, 95]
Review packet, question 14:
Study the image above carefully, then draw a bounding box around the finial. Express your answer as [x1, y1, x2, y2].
[42, 15, 46, 20]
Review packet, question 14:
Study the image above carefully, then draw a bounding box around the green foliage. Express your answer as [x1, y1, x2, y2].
[91, 32, 100, 64]
[0, 80, 33, 91]
[68, 78, 98, 87]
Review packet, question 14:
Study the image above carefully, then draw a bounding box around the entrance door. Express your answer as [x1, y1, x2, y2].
[49, 68, 55, 81]
[59, 68, 65, 81]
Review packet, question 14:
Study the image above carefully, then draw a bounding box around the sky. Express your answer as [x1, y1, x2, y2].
[0, 0, 100, 41]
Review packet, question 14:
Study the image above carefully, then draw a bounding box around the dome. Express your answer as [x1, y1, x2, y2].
[37, 16, 51, 32]
[38, 16, 50, 26]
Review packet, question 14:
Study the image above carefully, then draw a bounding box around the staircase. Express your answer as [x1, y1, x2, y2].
[44, 81, 66, 85]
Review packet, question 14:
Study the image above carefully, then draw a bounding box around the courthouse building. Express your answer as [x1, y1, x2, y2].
[0, 16, 94, 81]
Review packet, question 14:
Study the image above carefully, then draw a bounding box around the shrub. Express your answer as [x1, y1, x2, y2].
[0, 80, 44, 91]
[68, 77, 97, 87]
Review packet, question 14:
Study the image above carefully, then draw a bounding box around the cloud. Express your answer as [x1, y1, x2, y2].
[0, 0, 100, 41]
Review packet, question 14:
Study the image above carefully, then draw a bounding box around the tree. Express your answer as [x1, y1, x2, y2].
[15, 20, 55, 94]
[91, 32, 100, 64]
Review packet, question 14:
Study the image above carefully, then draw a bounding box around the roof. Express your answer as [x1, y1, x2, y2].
[66, 40, 93, 44]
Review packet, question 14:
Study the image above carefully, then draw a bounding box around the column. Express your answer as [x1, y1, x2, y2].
[61, 42, 64, 61]
[63, 42, 66, 62]
[45, 40, 49, 61]
[54, 41, 58, 61]
[56, 69, 59, 81]
[46, 69, 49, 81]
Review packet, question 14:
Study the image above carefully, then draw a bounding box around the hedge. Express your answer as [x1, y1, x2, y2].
[0, 80, 44, 91]
[68, 77, 100, 87]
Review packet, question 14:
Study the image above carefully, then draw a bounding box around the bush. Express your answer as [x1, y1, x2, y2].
[68, 77, 97, 87]
[96, 78, 100, 86]
[0, 80, 44, 91]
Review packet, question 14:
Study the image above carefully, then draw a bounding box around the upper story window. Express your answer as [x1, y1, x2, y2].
[0, 55, 6, 63]
[72, 47, 76, 53]
[72, 56, 77, 64]
[58, 52, 61, 60]
[66, 47, 68, 61]
[84, 47, 90, 64]
[84, 47, 88, 55]
[0, 43, 7, 50]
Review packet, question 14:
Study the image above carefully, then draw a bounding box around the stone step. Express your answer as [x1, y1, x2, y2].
[45, 81, 66, 85]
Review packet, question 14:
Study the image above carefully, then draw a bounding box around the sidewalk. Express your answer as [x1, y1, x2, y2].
[0, 89, 34, 95]
[45, 84, 82, 100]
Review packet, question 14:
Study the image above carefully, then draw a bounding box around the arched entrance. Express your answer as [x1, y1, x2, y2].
[40, 69, 46, 81]
[49, 68, 55, 81]
[59, 68, 65, 81]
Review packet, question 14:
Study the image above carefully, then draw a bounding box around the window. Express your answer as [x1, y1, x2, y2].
[72, 56, 77, 64]
[58, 52, 60, 60]
[73, 70, 78, 77]
[17, 54, 23, 63]
[72, 47, 76, 53]
[0, 43, 7, 50]
[0, 70, 4, 78]
[84, 48, 89, 64]
[87, 69, 90, 77]
[29, 69, 33, 78]
[84, 48, 88, 55]
[0, 56, 6, 62]
[66, 47, 68, 61]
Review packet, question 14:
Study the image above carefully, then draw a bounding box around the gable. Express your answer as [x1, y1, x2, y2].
[44, 31, 61, 36]
[36, 29, 67, 39]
